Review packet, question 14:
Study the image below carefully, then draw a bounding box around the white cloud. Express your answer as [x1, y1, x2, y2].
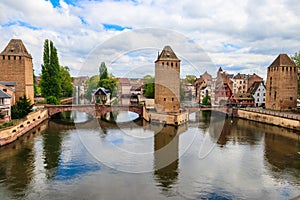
[0, 0, 299, 79]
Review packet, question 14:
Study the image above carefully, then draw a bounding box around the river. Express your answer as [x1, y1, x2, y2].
[0, 110, 299, 200]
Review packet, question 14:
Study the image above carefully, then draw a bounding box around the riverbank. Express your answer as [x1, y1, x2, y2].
[0, 109, 48, 146]
[237, 108, 300, 131]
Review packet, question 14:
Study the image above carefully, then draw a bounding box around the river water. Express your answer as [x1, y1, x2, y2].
[0, 110, 299, 200]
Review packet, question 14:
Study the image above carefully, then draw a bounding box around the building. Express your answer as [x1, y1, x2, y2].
[118, 78, 131, 97]
[266, 54, 298, 110]
[0, 39, 34, 103]
[155, 46, 181, 113]
[231, 73, 263, 94]
[194, 71, 212, 104]
[92, 87, 110, 104]
[248, 81, 266, 107]
[0, 89, 12, 122]
[231, 93, 254, 107]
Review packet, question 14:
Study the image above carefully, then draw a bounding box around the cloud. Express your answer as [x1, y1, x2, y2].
[0, 0, 299, 79]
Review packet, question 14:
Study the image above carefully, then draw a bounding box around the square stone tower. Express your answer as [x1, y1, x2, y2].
[155, 46, 181, 113]
[0, 39, 34, 103]
[266, 54, 298, 110]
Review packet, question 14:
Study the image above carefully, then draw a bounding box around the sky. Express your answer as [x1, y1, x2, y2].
[0, 0, 299, 79]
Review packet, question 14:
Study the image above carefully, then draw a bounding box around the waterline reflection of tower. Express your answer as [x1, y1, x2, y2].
[153, 124, 187, 193]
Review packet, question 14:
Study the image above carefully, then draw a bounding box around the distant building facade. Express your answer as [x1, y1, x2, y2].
[0, 39, 34, 103]
[248, 81, 266, 107]
[266, 54, 298, 110]
[155, 46, 181, 113]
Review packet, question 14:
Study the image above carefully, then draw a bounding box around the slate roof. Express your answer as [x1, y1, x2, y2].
[156, 46, 180, 61]
[0, 90, 11, 98]
[248, 81, 265, 95]
[0, 39, 32, 58]
[93, 87, 110, 95]
[269, 54, 296, 67]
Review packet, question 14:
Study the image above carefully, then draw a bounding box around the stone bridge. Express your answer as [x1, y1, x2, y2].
[45, 104, 144, 117]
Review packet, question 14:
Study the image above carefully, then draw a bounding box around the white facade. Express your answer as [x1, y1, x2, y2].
[253, 82, 266, 107]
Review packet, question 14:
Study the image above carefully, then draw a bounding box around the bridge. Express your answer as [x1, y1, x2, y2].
[45, 104, 144, 117]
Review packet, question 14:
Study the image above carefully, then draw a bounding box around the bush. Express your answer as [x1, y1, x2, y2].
[46, 96, 60, 105]
[11, 95, 33, 119]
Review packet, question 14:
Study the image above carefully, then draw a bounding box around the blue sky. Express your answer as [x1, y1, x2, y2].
[0, 0, 299, 79]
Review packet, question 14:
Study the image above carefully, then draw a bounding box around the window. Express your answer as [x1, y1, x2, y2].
[257, 98, 259, 102]
[8, 56, 10, 60]
[164, 98, 166, 101]
[171, 63, 173, 68]
[172, 98, 174, 101]
[2, 55, 4, 60]
[290, 97, 293, 101]
[162, 62, 164, 66]
[263, 98, 265, 101]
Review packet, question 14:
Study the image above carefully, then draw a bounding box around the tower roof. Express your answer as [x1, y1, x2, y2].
[269, 54, 296, 67]
[0, 39, 32, 58]
[156, 45, 180, 61]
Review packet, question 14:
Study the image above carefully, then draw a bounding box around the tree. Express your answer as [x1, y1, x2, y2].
[184, 75, 196, 84]
[11, 95, 33, 119]
[142, 75, 155, 98]
[98, 75, 118, 97]
[202, 94, 211, 106]
[291, 52, 300, 98]
[86, 75, 100, 100]
[60, 66, 73, 97]
[98, 62, 118, 97]
[40, 39, 61, 99]
[99, 62, 108, 80]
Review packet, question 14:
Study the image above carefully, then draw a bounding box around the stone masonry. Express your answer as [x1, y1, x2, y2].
[154, 46, 181, 113]
[266, 54, 298, 110]
[0, 39, 34, 103]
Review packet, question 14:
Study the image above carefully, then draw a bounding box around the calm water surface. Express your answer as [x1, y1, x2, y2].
[0, 111, 299, 200]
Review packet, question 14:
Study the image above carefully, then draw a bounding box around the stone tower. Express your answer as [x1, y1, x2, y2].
[266, 54, 298, 110]
[155, 46, 181, 113]
[0, 39, 34, 103]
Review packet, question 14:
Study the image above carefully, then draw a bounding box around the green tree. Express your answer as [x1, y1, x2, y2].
[202, 94, 211, 106]
[98, 75, 118, 97]
[60, 66, 73, 97]
[86, 75, 100, 100]
[46, 96, 60, 105]
[98, 62, 118, 97]
[142, 75, 155, 98]
[40, 39, 61, 99]
[291, 52, 300, 98]
[99, 62, 108, 80]
[11, 95, 33, 119]
[184, 75, 196, 84]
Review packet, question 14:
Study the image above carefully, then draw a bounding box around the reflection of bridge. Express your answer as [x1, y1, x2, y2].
[45, 104, 144, 117]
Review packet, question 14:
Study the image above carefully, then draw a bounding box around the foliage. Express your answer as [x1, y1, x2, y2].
[86, 75, 100, 100]
[142, 75, 155, 98]
[99, 62, 108, 80]
[98, 75, 118, 97]
[184, 75, 196, 84]
[0, 122, 14, 129]
[202, 94, 211, 106]
[60, 66, 73, 97]
[11, 95, 33, 119]
[40, 39, 62, 99]
[291, 52, 300, 98]
[46, 96, 60, 105]
[98, 62, 118, 97]
[179, 81, 185, 101]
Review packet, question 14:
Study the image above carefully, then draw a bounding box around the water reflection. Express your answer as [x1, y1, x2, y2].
[154, 124, 187, 195]
[0, 121, 47, 198]
[0, 110, 299, 199]
[43, 120, 67, 179]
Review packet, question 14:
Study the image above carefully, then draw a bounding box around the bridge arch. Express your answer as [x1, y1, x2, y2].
[45, 104, 143, 118]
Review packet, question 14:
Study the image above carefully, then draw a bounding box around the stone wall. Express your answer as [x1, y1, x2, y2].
[0, 109, 48, 146]
[237, 108, 300, 131]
